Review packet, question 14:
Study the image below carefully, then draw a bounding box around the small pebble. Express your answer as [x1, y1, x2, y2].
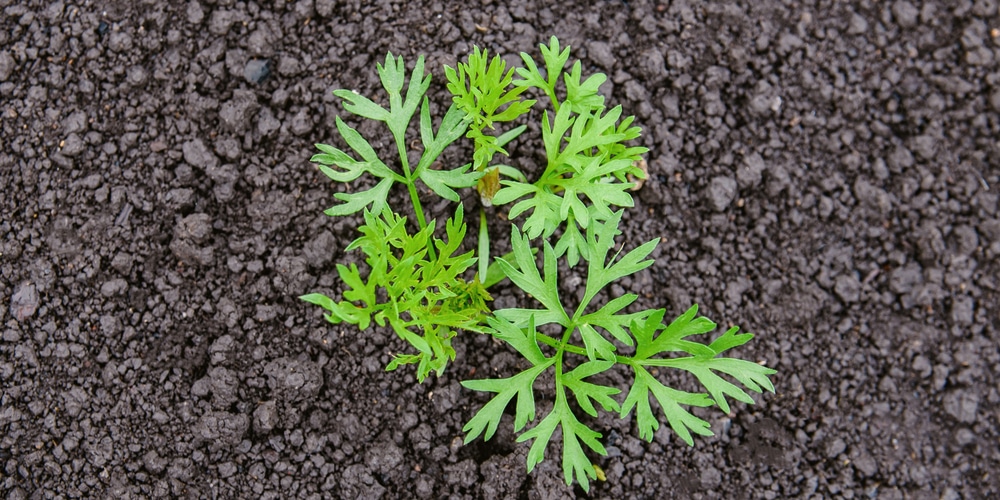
[244, 59, 271, 84]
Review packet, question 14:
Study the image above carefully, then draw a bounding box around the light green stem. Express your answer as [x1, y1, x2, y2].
[478, 209, 489, 283]
[553, 320, 576, 384]
[537, 329, 633, 365]
[395, 135, 436, 261]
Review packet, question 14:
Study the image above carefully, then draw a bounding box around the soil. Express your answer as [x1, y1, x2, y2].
[2, 0, 999, 498]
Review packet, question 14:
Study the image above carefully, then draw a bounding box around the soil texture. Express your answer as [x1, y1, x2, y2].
[2, 0, 999, 498]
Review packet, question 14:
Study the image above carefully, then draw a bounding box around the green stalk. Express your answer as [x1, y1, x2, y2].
[406, 182, 430, 235]
[536, 331, 585, 356]
[539, 329, 635, 365]
[395, 134, 436, 261]
[395, 136, 427, 228]
[478, 208, 489, 283]
[547, 88, 560, 113]
[553, 321, 576, 384]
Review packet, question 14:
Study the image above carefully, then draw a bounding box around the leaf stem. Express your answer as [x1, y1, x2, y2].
[407, 182, 429, 231]
[538, 329, 635, 365]
[553, 320, 577, 384]
[536, 331, 577, 355]
[478, 208, 489, 283]
[395, 134, 436, 260]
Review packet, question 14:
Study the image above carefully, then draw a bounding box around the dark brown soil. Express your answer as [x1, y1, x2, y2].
[2, 0, 999, 498]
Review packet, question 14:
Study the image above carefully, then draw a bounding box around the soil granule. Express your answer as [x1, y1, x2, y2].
[2, 0, 999, 498]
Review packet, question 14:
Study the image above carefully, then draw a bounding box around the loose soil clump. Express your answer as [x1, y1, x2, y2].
[1, 1, 998, 498]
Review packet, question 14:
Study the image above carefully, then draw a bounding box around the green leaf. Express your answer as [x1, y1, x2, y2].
[336, 262, 370, 299]
[495, 228, 568, 325]
[559, 414, 605, 492]
[299, 292, 338, 314]
[630, 308, 666, 348]
[595, 237, 657, 292]
[446, 45, 534, 176]
[299, 266, 375, 330]
[562, 360, 621, 417]
[560, 157, 637, 211]
[312, 143, 378, 183]
[376, 52, 405, 95]
[324, 177, 394, 217]
[540, 106, 573, 167]
[494, 307, 566, 329]
[633, 304, 719, 360]
[334, 116, 383, 167]
[332, 89, 390, 122]
[624, 306, 777, 436]
[496, 124, 527, 148]
[514, 36, 570, 97]
[485, 313, 547, 365]
[419, 162, 480, 202]
[319, 51, 474, 226]
[386, 353, 421, 372]
[311, 116, 405, 216]
[549, 106, 626, 169]
[577, 323, 617, 361]
[388, 316, 431, 354]
[374, 52, 430, 141]
[579, 293, 650, 346]
[414, 100, 469, 176]
[485, 212, 680, 489]
[491, 180, 537, 206]
[620, 365, 714, 444]
[576, 211, 658, 314]
[494, 96, 643, 257]
[313, 53, 436, 220]
[538, 36, 571, 90]
[446, 46, 533, 131]
[708, 325, 757, 355]
[304, 208, 488, 382]
[508, 187, 562, 240]
[645, 356, 777, 414]
[518, 402, 559, 473]
[300, 292, 362, 325]
[513, 53, 549, 100]
[478, 208, 490, 284]
[564, 60, 607, 112]
[553, 218, 587, 267]
[462, 361, 553, 442]
[517, 387, 607, 492]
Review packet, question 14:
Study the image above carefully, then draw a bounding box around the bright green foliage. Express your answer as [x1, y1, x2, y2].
[461, 212, 647, 489]
[514, 37, 608, 115]
[461, 212, 776, 491]
[445, 46, 537, 279]
[307, 52, 493, 382]
[490, 37, 649, 266]
[621, 307, 778, 443]
[513, 36, 572, 109]
[304, 39, 777, 492]
[311, 52, 479, 226]
[445, 47, 534, 177]
[443, 37, 648, 266]
[301, 206, 490, 382]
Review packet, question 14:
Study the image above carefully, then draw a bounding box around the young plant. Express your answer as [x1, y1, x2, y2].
[461, 211, 776, 490]
[444, 46, 533, 203]
[444, 46, 532, 282]
[303, 38, 776, 492]
[447, 37, 648, 268]
[302, 53, 492, 378]
[311, 53, 479, 228]
[301, 206, 489, 382]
